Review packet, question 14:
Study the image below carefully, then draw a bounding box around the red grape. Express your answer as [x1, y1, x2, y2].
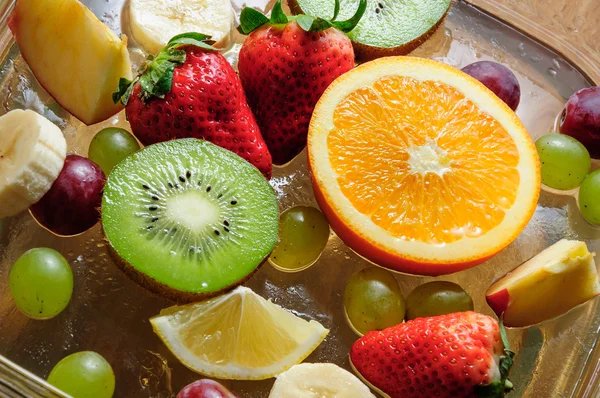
[559, 86, 600, 158]
[177, 379, 238, 398]
[30, 155, 106, 236]
[461, 61, 521, 111]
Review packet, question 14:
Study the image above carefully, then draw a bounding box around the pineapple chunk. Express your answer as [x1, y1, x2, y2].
[486, 240, 599, 327]
[9, 0, 132, 125]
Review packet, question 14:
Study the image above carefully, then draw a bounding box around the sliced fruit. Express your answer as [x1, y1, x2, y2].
[308, 57, 540, 275]
[30, 155, 106, 236]
[9, 0, 132, 125]
[0, 109, 66, 219]
[269, 363, 375, 397]
[102, 139, 278, 302]
[486, 239, 600, 327]
[129, 0, 234, 55]
[288, 0, 452, 60]
[150, 286, 329, 380]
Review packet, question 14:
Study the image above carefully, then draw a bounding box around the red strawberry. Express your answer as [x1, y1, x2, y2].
[113, 33, 272, 178]
[237, 0, 366, 165]
[350, 312, 515, 398]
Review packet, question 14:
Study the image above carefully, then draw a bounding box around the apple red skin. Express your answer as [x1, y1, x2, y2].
[30, 155, 106, 236]
[177, 379, 238, 398]
[486, 288, 510, 316]
[559, 86, 600, 158]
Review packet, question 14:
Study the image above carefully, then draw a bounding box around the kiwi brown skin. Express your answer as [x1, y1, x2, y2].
[287, 0, 453, 62]
[102, 228, 266, 304]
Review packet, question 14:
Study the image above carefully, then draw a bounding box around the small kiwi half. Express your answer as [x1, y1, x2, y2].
[101, 139, 279, 302]
[288, 0, 452, 61]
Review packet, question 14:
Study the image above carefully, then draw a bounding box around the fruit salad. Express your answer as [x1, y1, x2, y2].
[0, 0, 600, 397]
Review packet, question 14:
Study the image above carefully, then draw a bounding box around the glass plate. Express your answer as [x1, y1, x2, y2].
[0, 0, 599, 397]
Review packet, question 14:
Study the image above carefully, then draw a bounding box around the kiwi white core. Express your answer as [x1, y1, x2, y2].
[166, 191, 221, 234]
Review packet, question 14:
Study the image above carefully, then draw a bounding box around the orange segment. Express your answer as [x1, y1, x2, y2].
[308, 57, 540, 275]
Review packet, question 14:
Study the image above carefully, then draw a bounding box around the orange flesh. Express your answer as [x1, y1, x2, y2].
[328, 76, 521, 245]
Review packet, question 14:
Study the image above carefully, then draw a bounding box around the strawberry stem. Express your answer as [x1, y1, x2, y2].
[237, 0, 366, 35]
[113, 33, 216, 105]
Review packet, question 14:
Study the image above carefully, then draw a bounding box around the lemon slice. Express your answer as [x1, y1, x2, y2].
[150, 286, 329, 380]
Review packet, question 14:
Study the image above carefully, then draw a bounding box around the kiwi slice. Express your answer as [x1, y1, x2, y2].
[101, 139, 278, 302]
[288, 0, 452, 60]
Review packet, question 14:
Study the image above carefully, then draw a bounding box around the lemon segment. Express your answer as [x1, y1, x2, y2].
[150, 286, 329, 380]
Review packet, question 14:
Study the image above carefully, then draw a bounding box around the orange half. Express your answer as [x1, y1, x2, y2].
[308, 57, 540, 275]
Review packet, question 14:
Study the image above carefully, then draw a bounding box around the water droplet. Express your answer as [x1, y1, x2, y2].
[552, 58, 561, 69]
[548, 68, 557, 77]
[517, 43, 526, 56]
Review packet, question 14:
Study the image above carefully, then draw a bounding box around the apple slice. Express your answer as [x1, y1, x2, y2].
[9, 0, 132, 125]
[486, 239, 599, 327]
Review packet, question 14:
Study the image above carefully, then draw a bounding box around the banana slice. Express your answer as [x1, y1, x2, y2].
[0, 109, 66, 218]
[269, 363, 376, 398]
[129, 0, 234, 55]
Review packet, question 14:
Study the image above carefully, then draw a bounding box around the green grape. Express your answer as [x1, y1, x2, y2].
[405, 281, 473, 320]
[88, 127, 140, 174]
[579, 169, 600, 225]
[9, 248, 73, 319]
[48, 351, 115, 398]
[344, 267, 405, 335]
[269, 206, 330, 272]
[535, 133, 591, 190]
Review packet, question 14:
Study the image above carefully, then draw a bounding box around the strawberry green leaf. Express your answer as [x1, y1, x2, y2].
[270, 0, 288, 25]
[331, 0, 341, 21]
[295, 15, 333, 32]
[331, 0, 367, 33]
[238, 7, 270, 34]
[112, 32, 214, 104]
[167, 32, 215, 50]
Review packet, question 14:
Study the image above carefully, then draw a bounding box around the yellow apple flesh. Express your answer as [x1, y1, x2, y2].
[9, 0, 132, 125]
[486, 239, 599, 327]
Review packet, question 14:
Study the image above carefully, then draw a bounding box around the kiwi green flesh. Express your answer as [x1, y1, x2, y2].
[102, 139, 279, 297]
[290, 0, 452, 49]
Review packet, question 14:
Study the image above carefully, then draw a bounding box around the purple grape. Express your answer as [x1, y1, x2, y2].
[559, 86, 600, 158]
[177, 379, 238, 398]
[30, 155, 106, 236]
[462, 61, 521, 111]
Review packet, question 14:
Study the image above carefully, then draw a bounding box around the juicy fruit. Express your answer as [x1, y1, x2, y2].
[0, 109, 66, 219]
[269, 206, 330, 272]
[9, 0, 132, 125]
[461, 61, 521, 111]
[88, 127, 141, 175]
[177, 379, 238, 398]
[579, 170, 600, 225]
[9, 248, 73, 319]
[535, 133, 591, 190]
[405, 281, 473, 320]
[289, 0, 452, 61]
[150, 286, 329, 380]
[30, 155, 106, 236]
[308, 56, 540, 275]
[237, 5, 358, 165]
[559, 86, 600, 158]
[129, 0, 234, 54]
[269, 363, 375, 397]
[350, 312, 512, 398]
[344, 267, 405, 335]
[118, 34, 272, 179]
[102, 139, 278, 302]
[486, 240, 600, 327]
[47, 351, 115, 398]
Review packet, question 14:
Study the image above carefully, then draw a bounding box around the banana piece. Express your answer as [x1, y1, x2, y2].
[0, 109, 66, 218]
[269, 363, 376, 398]
[129, 0, 234, 55]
